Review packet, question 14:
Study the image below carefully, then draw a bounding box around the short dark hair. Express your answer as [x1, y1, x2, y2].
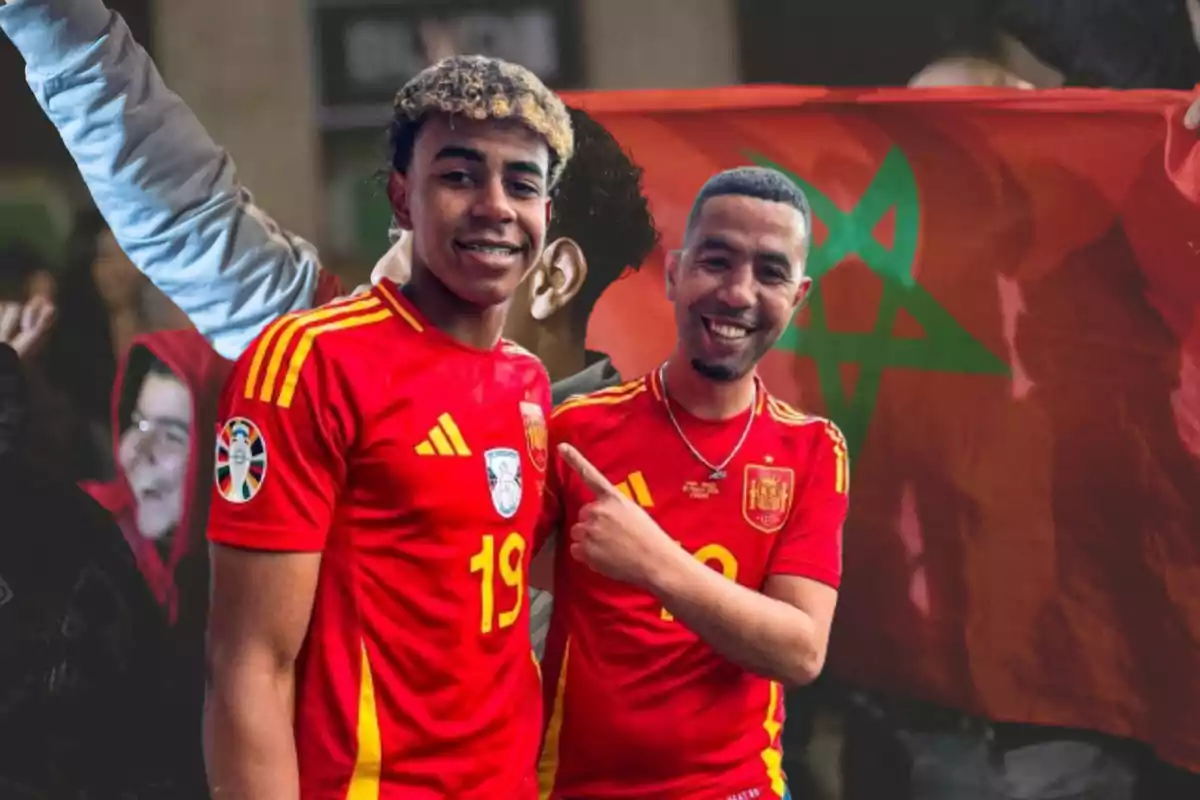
[144, 354, 177, 379]
[550, 107, 659, 334]
[685, 166, 812, 245]
[118, 349, 181, 434]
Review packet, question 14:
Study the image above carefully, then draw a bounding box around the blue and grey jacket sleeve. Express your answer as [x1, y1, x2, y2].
[0, 0, 322, 360]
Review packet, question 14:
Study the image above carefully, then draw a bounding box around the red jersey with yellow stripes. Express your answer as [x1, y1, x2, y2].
[207, 279, 550, 800]
[538, 371, 848, 800]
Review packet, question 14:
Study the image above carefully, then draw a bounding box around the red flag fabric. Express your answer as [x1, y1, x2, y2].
[560, 85, 1200, 772]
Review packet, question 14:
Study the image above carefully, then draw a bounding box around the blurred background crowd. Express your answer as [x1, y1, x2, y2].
[2, 0, 1200, 798]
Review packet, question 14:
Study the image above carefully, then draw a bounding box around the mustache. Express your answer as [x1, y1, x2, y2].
[692, 302, 759, 328]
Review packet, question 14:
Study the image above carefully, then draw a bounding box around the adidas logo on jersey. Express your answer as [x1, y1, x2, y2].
[615, 471, 654, 508]
[415, 413, 472, 457]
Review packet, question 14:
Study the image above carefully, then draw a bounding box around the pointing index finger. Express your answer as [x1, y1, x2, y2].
[558, 443, 618, 497]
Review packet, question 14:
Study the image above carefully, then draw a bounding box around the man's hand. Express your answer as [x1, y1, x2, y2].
[558, 443, 677, 587]
[0, 297, 56, 360]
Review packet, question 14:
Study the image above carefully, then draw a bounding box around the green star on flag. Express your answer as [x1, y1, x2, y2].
[749, 147, 1010, 458]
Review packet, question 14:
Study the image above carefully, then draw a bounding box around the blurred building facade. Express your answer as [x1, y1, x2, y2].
[0, 0, 971, 280]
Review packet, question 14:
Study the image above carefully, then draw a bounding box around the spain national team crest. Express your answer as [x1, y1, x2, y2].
[519, 401, 548, 472]
[742, 464, 796, 533]
[485, 447, 523, 519]
[215, 417, 268, 504]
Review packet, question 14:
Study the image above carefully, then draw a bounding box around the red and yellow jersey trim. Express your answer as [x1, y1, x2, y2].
[765, 397, 850, 494]
[760, 680, 787, 797]
[242, 296, 393, 409]
[823, 421, 850, 495]
[346, 642, 382, 800]
[764, 395, 819, 427]
[538, 638, 571, 800]
[551, 377, 647, 420]
[374, 283, 423, 332]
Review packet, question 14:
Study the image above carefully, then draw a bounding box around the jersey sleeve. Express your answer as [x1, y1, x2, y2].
[766, 421, 850, 589]
[207, 325, 351, 552]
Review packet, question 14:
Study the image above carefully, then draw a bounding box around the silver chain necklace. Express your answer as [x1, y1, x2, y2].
[658, 363, 757, 480]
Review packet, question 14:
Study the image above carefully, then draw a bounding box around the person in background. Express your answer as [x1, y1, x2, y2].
[80, 328, 230, 789]
[503, 106, 659, 398]
[0, 240, 113, 480]
[997, 0, 1200, 90]
[0, 298, 206, 798]
[76, 209, 193, 358]
[913, 0, 1200, 91]
[83, 329, 230, 628]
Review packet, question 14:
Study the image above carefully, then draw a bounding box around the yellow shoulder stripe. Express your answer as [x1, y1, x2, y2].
[244, 296, 382, 402]
[276, 309, 393, 408]
[552, 378, 646, 419]
[243, 299, 392, 408]
[766, 396, 817, 427]
[824, 422, 850, 495]
[375, 285, 423, 332]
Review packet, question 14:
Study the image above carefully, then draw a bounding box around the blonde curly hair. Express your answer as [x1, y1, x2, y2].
[390, 55, 575, 188]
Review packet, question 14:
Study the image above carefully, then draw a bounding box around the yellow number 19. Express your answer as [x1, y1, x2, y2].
[470, 532, 527, 633]
[661, 543, 739, 622]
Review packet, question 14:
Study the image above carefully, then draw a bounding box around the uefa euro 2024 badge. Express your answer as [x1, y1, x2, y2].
[485, 447, 522, 519]
[215, 417, 268, 504]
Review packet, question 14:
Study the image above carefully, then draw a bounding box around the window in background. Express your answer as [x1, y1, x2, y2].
[311, 0, 583, 265]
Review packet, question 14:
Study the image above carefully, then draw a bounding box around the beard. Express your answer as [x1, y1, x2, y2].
[690, 357, 746, 382]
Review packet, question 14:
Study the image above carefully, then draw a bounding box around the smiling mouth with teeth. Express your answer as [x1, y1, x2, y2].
[458, 241, 521, 256]
[704, 318, 752, 340]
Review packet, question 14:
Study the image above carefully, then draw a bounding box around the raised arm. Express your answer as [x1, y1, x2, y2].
[0, 0, 326, 359]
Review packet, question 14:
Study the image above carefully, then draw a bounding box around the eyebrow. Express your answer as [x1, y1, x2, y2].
[697, 235, 791, 270]
[756, 250, 791, 269]
[696, 236, 737, 253]
[434, 146, 545, 180]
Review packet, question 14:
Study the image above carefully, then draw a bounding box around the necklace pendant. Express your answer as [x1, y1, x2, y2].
[710, 469, 727, 480]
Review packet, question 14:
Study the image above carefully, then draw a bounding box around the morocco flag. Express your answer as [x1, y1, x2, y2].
[566, 85, 1200, 772]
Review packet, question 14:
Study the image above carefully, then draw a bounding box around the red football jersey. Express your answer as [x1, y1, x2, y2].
[538, 370, 848, 800]
[208, 280, 550, 800]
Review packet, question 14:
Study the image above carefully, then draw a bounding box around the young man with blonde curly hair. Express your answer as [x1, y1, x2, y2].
[198, 58, 571, 799]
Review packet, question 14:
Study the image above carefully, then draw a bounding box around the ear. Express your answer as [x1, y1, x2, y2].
[387, 171, 413, 230]
[664, 249, 682, 302]
[792, 277, 811, 311]
[793, 275, 814, 310]
[528, 238, 587, 322]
